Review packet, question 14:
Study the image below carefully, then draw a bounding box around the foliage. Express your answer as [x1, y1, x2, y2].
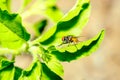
[0, 0, 105, 80]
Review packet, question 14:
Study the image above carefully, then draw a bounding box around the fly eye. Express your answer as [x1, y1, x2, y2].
[64, 37, 68, 40]
[62, 37, 65, 41]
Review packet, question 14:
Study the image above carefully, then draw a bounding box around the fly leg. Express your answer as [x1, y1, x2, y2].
[73, 42, 78, 50]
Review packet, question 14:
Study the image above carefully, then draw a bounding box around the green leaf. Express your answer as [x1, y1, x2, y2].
[21, 0, 63, 23]
[46, 60, 63, 77]
[34, 0, 91, 47]
[33, 19, 47, 36]
[14, 67, 22, 80]
[19, 61, 42, 80]
[0, 57, 16, 80]
[44, 54, 64, 77]
[41, 63, 63, 80]
[0, 63, 15, 80]
[0, 57, 22, 80]
[0, 0, 11, 12]
[0, 9, 30, 49]
[0, 56, 14, 70]
[48, 30, 105, 62]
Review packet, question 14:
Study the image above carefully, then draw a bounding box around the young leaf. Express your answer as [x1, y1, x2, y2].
[19, 61, 42, 80]
[40, 63, 63, 80]
[32, 44, 64, 78]
[34, 0, 91, 47]
[0, 9, 30, 49]
[27, 45, 63, 80]
[21, 0, 63, 23]
[48, 30, 105, 62]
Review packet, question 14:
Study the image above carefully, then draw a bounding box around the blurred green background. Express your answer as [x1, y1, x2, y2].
[13, 0, 120, 80]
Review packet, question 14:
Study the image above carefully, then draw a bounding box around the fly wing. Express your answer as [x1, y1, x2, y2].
[77, 36, 88, 42]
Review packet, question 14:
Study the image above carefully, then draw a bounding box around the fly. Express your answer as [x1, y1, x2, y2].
[59, 35, 83, 49]
[62, 35, 79, 44]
